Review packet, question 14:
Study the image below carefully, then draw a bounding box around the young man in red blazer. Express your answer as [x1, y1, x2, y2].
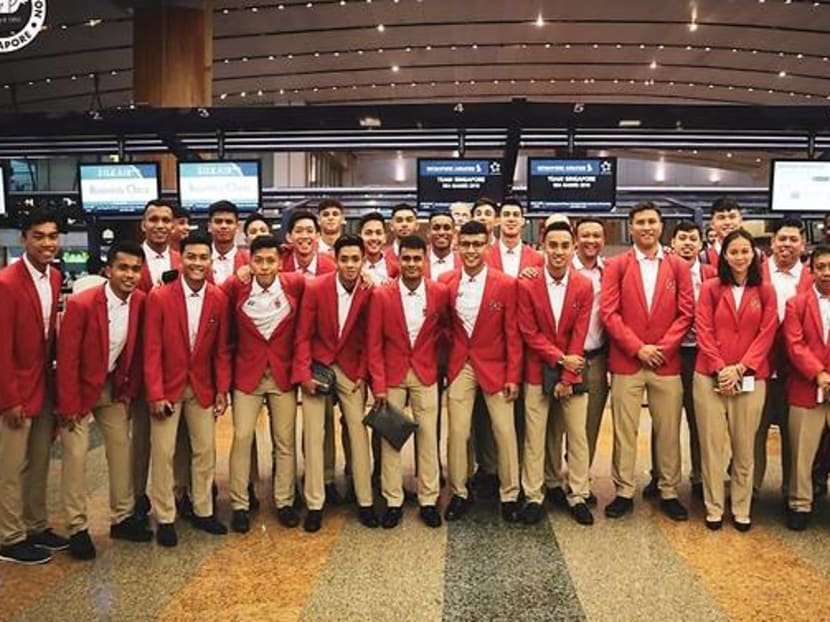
[224, 236, 305, 534]
[360, 211, 400, 284]
[387, 203, 420, 259]
[485, 198, 544, 279]
[704, 198, 743, 268]
[439, 220, 523, 523]
[600, 202, 695, 521]
[316, 198, 344, 255]
[144, 234, 232, 547]
[292, 235, 378, 533]
[0, 208, 68, 565]
[425, 211, 460, 282]
[756, 217, 811, 498]
[783, 245, 830, 530]
[368, 236, 451, 529]
[208, 200, 250, 286]
[518, 222, 594, 526]
[56, 242, 153, 560]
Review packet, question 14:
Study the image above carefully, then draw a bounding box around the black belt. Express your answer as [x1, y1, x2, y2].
[585, 344, 608, 359]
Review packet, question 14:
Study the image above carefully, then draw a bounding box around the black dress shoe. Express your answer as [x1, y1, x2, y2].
[156, 523, 178, 547]
[231, 509, 250, 534]
[176, 495, 194, 520]
[705, 518, 723, 531]
[358, 506, 380, 528]
[444, 495, 471, 522]
[691, 482, 704, 501]
[501, 501, 520, 523]
[642, 477, 659, 499]
[110, 515, 153, 542]
[732, 517, 752, 532]
[303, 510, 323, 533]
[660, 498, 689, 522]
[521, 502, 544, 525]
[381, 507, 403, 529]
[192, 515, 228, 535]
[248, 483, 261, 513]
[570, 503, 594, 526]
[419, 505, 442, 528]
[277, 506, 300, 528]
[545, 486, 569, 509]
[68, 530, 96, 560]
[787, 510, 810, 531]
[26, 528, 69, 551]
[325, 483, 344, 506]
[0, 541, 51, 565]
[604, 496, 634, 519]
[586, 491, 598, 506]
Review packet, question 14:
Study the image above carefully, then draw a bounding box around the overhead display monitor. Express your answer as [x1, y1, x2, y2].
[770, 159, 830, 213]
[177, 160, 262, 212]
[527, 157, 617, 212]
[78, 163, 160, 215]
[417, 158, 505, 212]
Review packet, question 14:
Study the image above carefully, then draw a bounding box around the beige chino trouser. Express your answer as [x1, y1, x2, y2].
[788, 404, 830, 513]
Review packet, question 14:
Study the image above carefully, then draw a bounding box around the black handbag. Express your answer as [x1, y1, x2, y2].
[543, 363, 589, 396]
[311, 362, 336, 395]
[362, 402, 418, 451]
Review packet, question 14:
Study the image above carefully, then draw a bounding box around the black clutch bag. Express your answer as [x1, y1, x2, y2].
[543, 363, 589, 396]
[362, 402, 418, 451]
[311, 362, 336, 395]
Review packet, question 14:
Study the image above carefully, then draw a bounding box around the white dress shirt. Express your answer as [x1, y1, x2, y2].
[399, 279, 427, 346]
[499, 238, 522, 278]
[572, 255, 605, 351]
[769, 259, 803, 322]
[183, 281, 206, 351]
[105, 283, 130, 373]
[142, 242, 172, 288]
[428, 249, 455, 282]
[318, 239, 334, 255]
[365, 256, 389, 283]
[732, 285, 745, 310]
[296, 253, 318, 276]
[23, 254, 53, 340]
[634, 245, 664, 312]
[244, 278, 290, 340]
[211, 245, 238, 285]
[336, 276, 355, 338]
[815, 286, 830, 344]
[456, 266, 488, 337]
[546, 268, 569, 328]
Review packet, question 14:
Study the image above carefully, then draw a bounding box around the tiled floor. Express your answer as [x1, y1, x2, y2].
[3, 406, 830, 622]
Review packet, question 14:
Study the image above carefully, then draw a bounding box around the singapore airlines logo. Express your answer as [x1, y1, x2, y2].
[0, 0, 46, 54]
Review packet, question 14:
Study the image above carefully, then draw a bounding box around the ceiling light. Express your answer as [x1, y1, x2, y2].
[689, 22, 698, 31]
[650, 60, 657, 69]
[619, 119, 641, 127]
[377, 24, 385, 32]
[391, 65, 399, 72]
[535, 14, 544, 27]
[88, 18, 102, 27]
[779, 70, 787, 77]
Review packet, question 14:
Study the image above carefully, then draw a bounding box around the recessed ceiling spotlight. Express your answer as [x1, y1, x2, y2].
[535, 14, 544, 27]
[377, 23, 385, 32]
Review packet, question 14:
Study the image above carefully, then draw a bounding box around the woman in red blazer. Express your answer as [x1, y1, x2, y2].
[693, 229, 778, 532]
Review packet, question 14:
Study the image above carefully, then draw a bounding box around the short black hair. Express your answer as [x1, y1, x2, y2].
[359, 211, 385, 231]
[244, 212, 270, 235]
[499, 197, 524, 215]
[473, 197, 498, 212]
[771, 217, 804, 236]
[180, 233, 213, 254]
[21, 207, 62, 235]
[543, 221, 574, 240]
[172, 204, 190, 220]
[711, 197, 741, 216]
[628, 201, 662, 223]
[106, 241, 145, 266]
[287, 209, 319, 233]
[718, 229, 762, 287]
[249, 235, 280, 255]
[428, 210, 454, 223]
[810, 244, 830, 271]
[672, 221, 702, 239]
[391, 203, 417, 219]
[459, 220, 488, 236]
[207, 200, 239, 220]
[398, 235, 426, 253]
[317, 198, 343, 213]
[334, 233, 365, 256]
[142, 199, 174, 218]
[574, 217, 604, 234]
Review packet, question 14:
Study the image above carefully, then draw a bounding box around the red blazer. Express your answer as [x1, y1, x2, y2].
[137, 248, 181, 292]
[485, 242, 544, 273]
[694, 280, 778, 378]
[225, 273, 305, 393]
[424, 251, 461, 281]
[56, 285, 145, 417]
[0, 261, 62, 416]
[382, 246, 401, 279]
[762, 257, 812, 376]
[282, 252, 336, 276]
[600, 250, 695, 375]
[783, 290, 830, 408]
[704, 246, 719, 270]
[439, 268, 522, 393]
[291, 272, 370, 384]
[143, 279, 232, 408]
[698, 262, 718, 282]
[206, 248, 251, 285]
[367, 279, 451, 395]
[518, 269, 593, 385]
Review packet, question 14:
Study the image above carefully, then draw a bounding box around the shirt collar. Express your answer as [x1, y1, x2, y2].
[212, 245, 237, 261]
[773, 258, 803, 277]
[22, 253, 49, 282]
[546, 267, 570, 288]
[142, 241, 169, 261]
[252, 277, 279, 295]
[105, 282, 130, 308]
[634, 245, 664, 262]
[572, 254, 604, 271]
[336, 275, 355, 299]
[400, 278, 426, 298]
[184, 281, 206, 299]
[430, 248, 452, 264]
[462, 265, 487, 284]
[690, 258, 701, 275]
[499, 237, 521, 255]
[300, 253, 318, 274]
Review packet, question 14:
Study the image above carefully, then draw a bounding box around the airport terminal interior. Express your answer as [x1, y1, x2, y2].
[2, 1, 830, 620]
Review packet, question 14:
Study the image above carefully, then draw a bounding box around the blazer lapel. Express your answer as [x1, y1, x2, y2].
[123, 292, 142, 369]
[338, 284, 366, 344]
[411, 280, 434, 350]
[16, 261, 46, 336]
[172, 280, 191, 353]
[807, 293, 825, 345]
[192, 287, 213, 355]
[536, 273, 557, 335]
[235, 282, 263, 340]
[391, 283, 411, 348]
[626, 251, 650, 316]
[470, 272, 495, 340]
[94, 286, 109, 364]
[556, 276, 579, 339]
[649, 256, 673, 315]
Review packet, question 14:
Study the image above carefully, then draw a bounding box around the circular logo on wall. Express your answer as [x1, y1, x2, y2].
[0, 0, 47, 54]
